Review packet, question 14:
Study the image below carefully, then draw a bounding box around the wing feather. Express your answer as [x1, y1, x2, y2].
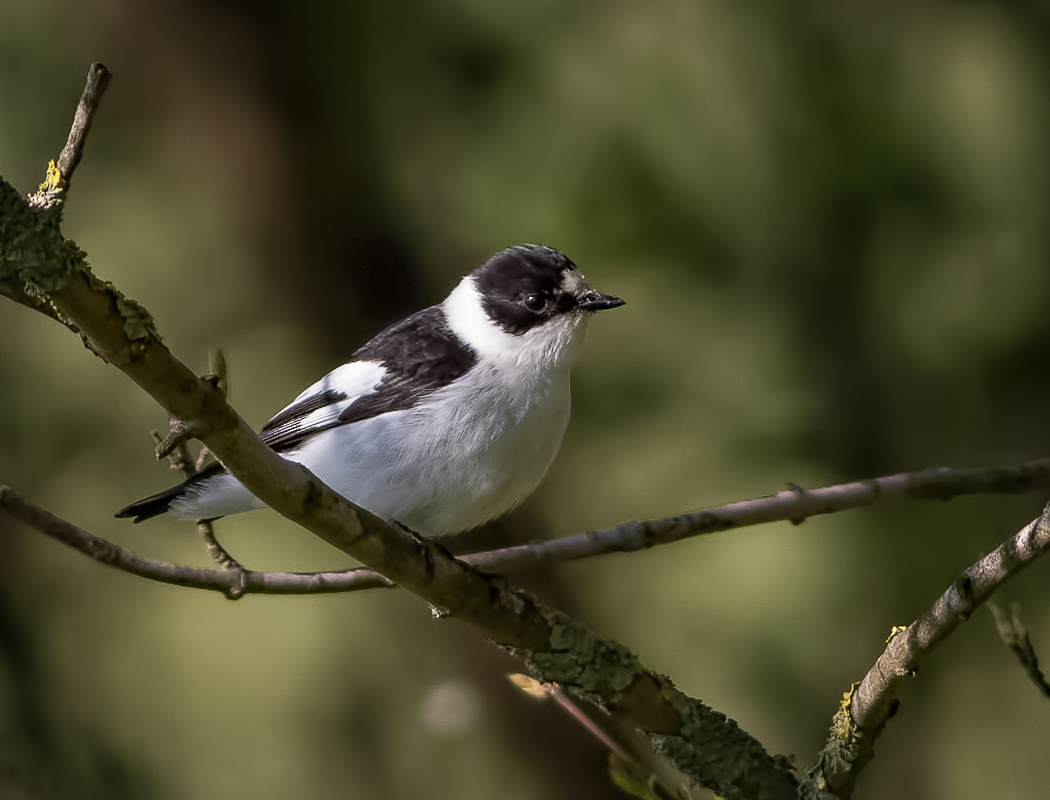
[259, 361, 386, 452]
[254, 306, 478, 453]
[339, 306, 477, 424]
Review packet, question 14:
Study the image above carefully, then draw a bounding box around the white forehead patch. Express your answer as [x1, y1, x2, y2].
[559, 268, 589, 296]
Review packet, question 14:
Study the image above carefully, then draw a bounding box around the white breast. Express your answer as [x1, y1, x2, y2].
[293, 357, 573, 536]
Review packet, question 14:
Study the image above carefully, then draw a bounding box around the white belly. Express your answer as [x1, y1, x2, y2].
[289, 363, 572, 536]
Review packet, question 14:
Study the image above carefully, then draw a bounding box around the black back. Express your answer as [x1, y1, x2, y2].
[252, 305, 477, 453]
[339, 305, 477, 424]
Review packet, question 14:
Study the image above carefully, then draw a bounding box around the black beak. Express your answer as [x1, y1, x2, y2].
[576, 291, 626, 312]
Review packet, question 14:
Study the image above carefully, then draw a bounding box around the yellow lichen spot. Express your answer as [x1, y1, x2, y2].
[841, 682, 859, 710]
[831, 682, 861, 740]
[37, 160, 66, 194]
[885, 625, 908, 643]
[507, 673, 550, 699]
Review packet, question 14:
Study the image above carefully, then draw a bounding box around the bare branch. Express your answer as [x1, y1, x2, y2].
[57, 63, 112, 182]
[471, 459, 1050, 572]
[0, 486, 394, 597]
[990, 602, 1050, 699]
[804, 505, 1050, 799]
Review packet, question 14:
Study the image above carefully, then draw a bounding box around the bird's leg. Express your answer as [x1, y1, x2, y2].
[392, 520, 456, 618]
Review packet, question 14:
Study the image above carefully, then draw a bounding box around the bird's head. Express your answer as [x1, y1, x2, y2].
[445, 244, 625, 368]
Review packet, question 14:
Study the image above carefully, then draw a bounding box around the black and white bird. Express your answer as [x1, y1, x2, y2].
[116, 244, 624, 537]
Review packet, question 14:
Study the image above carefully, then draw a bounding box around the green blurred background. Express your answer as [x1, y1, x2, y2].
[3, 1, 1050, 798]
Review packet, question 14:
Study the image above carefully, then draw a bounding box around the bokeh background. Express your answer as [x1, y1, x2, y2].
[3, 1, 1050, 798]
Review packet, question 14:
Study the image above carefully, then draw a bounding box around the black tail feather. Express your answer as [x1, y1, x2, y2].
[115, 484, 187, 523]
[115, 463, 225, 523]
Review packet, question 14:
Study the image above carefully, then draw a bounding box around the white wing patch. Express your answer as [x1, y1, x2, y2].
[288, 360, 387, 406]
[259, 360, 386, 452]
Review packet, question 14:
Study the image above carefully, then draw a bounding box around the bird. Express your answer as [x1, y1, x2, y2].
[116, 244, 625, 537]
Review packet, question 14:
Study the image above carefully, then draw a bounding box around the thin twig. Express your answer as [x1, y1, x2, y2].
[507, 674, 693, 800]
[0, 486, 392, 597]
[57, 63, 111, 182]
[198, 523, 244, 574]
[474, 459, 1050, 573]
[28, 63, 111, 209]
[804, 504, 1050, 799]
[990, 602, 1050, 699]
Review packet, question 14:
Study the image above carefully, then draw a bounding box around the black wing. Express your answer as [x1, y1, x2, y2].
[338, 305, 477, 425]
[258, 305, 477, 449]
[259, 388, 351, 452]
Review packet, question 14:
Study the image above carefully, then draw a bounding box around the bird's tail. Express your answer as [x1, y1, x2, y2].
[115, 463, 225, 523]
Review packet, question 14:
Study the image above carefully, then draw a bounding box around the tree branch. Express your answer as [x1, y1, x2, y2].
[7, 454, 1050, 602]
[0, 65, 798, 800]
[469, 459, 1050, 572]
[989, 602, 1050, 699]
[803, 504, 1050, 799]
[0, 487, 393, 597]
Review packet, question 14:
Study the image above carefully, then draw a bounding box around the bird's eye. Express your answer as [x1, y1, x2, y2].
[523, 294, 546, 312]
